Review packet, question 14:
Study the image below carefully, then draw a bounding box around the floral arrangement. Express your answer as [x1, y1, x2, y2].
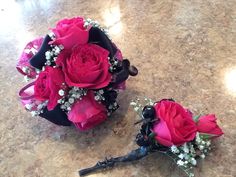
[17, 17, 138, 130]
[79, 98, 223, 177]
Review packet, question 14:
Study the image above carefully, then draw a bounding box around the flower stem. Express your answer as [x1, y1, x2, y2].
[79, 147, 150, 176]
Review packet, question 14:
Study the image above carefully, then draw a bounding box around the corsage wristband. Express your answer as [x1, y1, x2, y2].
[79, 98, 223, 177]
[17, 17, 138, 130]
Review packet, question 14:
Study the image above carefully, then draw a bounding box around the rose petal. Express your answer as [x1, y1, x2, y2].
[153, 121, 173, 147]
[59, 44, 112, 89]
[52, 25, 89, 49]
[154, 100, 197, 146]
[68, 91, 107, 130]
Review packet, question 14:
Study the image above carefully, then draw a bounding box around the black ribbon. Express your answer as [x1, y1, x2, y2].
[30, 35, 52, 69]
[39, 105, 71, 126]
[88, 27, 117, 58]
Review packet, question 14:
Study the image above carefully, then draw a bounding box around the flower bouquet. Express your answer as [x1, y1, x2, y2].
[17, 17, 138, 130]
[79, 98, 223, 177]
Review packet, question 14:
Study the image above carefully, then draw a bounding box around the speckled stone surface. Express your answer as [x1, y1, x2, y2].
[0, 0, 235, 177]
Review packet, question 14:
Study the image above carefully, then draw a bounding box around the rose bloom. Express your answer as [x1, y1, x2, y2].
[153, 100, 197, 147]
[50, 17, 89, 49]
[197, 114, 223, 137]
[57, 44, 111, 89]
[68, 91, 107, 131]
[34, 66, 65, 111]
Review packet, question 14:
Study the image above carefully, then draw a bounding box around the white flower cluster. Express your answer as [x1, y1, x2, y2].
[44, 44, 64, 66]
[94, 89, 119, 116]
[130, 98, 154, 116]
[170, 133, 212, 177]
[23, 68, 41, 82]
[195, 133, 211, 158]
[48, 32, 56, 40]
[175, 144, 197, 165]
[22, 45, 41, 82]
[58, 87, 87, 111]
[94, 89, 105, 102]
[83, 18, 109, 37]
[22, 66, 31, 75]
[170, 144, 195, 177]
[22, 66, 41, 82]
[83, 18, 100, 28]
[25, 100, 48, 117]
[24, 45, 38, 55]
[130, 101, 142, 112]
[108, 57, 120, 73]
[107, 101, 119, 116]
[24, 75, 30, 82]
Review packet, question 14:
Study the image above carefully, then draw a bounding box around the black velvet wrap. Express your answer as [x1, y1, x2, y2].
[30, 35, 52, 69]
[88, 27, 117, 58]
[39, 105, 71, 126]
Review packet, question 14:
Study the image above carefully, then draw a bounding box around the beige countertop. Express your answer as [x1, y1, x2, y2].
[0, 0, 235, 176]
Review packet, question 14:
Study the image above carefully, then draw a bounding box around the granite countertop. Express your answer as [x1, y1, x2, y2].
[0, 0, 235, 176]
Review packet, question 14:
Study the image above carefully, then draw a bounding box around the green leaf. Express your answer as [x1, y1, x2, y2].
[148, 132, 155, 139]
[193, 115, 201, 122]
[199, 133, 215, 140]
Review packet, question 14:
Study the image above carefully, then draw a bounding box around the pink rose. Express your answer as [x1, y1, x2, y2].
[153, 100, 197, 147]
[57, 44, 111, 89]
[68, 91, 107, 131]
[197, 114, 223, 137]
[50, 17, 89, 49]
[34, 66, 66, 110]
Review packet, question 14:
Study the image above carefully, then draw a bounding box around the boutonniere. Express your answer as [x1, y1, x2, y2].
[79, 98, 223, 177]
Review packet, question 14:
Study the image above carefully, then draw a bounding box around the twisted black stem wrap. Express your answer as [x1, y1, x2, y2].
[79, 147, 151, 176]
[78, 104, 172, 176]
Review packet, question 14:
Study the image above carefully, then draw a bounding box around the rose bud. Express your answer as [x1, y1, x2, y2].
[50, 17, 89, 49]
[196, 114, 224, 138]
